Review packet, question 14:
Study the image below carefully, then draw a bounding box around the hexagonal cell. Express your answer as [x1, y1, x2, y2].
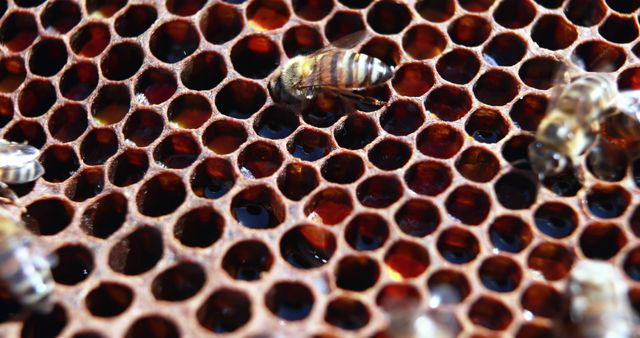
[424, 86, 472, 121]
[357, 175, 403, 208]
[59, 62, 99, 101]
[566, 0, 606, 26]
[579, 223, 627, 259]
[216, 79, 266, 119]
[527, 242, 574, 281]
[520, 283, 565, 319]
[334, 114, 378, 150]
[23, 198, 73, 236]
[191, 157, 235, 200]
[493, 0, 536, 28]
[345, 213, 389, 251]
[91, 84, 131, 125]
[41, 0, 82, 34]
[231, 35, 280, 79]
[167, 94, 211, 129]
[265, 281, 314, 321]
[483, 33, 527, 66]
[247, 0, 290, 31]
[65, 167, 104, 202]
[114, 4, 157, 37]
[304, 187, 353, 225]
[149, 20, 199, 63]
[166, 0, 205, 16]
[541, 168, 583, 197]
[606, 0, 640, 12]
[254, 105, 299, 139]
[80, 128, 119, 165]
[414, 0, 454, 22]
[151, 262, 205, 301]
[108, 226, 163, 275]
[468, 297, 513, 331]
[100, 42, 144, 81]
[534, 202, 577, 239]
[28, 38, 68, 77]
[0, 97, 12, 128]
[132, 67, 177, 105]
[455, 147, 500, 183]
[384, 240, 430, 279]
[80, 192, 127, 239]
[402, 24, 447, 60]
[197, 288, 251, 334]
[478, 256, 522, 292]
[624, 247, 640, 281]
[86, 0, 126, 18]
[336, 255, 380, 291]
[445, 185, 491, 225]
[460, 0, 494, 11]
[376, 283, 422, 311]
[153, 133, 201, 169]
[292, 0, 332, 21]
[40, 145, 80, 183]
[231, 185, 285, 229]
[392, 63, 434, 96]
[288, 129, 333, 162]
[380, 101, 425, 136]
[509, 94, 548, 132]
[200, 3, 243, 44]
[174, 207, 224, 248]
[202, 119, 248, 155]
[70, 22, 110, 57]
[0, 12, 38, 52]
[466, 108, 509, 143]
[519, 56, 566, 90]
[108, 149, 148, 187]
[320, 152, 364, 184]
[368, 139, 411, 171]
[281, 224, 336, 269]
[122, 109, 163, 147]
[436, 48, 480, 85]
[124, 316, 179, 338]
[52, 244, 94, 285]
[324, 11, 365, 42]
[222, 240, 273, 280]
[473, 70, 519, 106]
[599, 14, 638, 43]
[180, 52, 226, 91]
[136, 173, 186, 217]
[395, 198, 440, 238]
[20, 304, 67, 338]
[447, 15, 491, 47]
[85, 282, 133, 317]
[18, 80, 56, 118]
[49, 105, 88, 145]
[5, 119, 46, 149]
[324, 297, 369, 330]
[416, 124, 464, 159]
[437, 227, 480, 264]
[531, 15, 578, 51]
[495, 172, 537, 210]
[405, 160, 452, 196]
[238, 141, 283, 178]
[301, 92, 348, 127]
[366, 0, 411, 35]
[282, 25, 323, 58]
[277, 162, 319, 201]
[0, 56, 26, 93]
[586, 185, 630, 219]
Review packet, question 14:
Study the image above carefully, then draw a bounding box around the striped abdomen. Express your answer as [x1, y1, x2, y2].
[314, 50, 393, 89]
[0, 160, 44, 184]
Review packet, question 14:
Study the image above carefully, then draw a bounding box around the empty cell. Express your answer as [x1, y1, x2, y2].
[149, 20, 199, 63]
[277, 163, 318, 201]
[281, 224, 336, 269]
[174, 207, 224, 248]
[108, 226, 163, 275]
[223, 240, 273, 280]
[151, 262, 205, 301]
[231, 185, 285, 229]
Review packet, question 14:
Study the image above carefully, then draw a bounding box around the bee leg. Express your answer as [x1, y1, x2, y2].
[0, 182, 22, 212]
[336, 91, 384, 106]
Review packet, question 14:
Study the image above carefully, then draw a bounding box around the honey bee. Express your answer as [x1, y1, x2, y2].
[0, 207, 54, 313]
[268, 32, 394, 106]
[565, 260, 635, 338]
[0, 139, 44, 205]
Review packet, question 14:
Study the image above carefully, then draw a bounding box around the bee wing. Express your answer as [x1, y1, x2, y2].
[0, 142, 40, 168]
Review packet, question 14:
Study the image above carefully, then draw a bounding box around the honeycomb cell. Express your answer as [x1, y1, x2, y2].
[448, 15, 491, 47]
[321, 152, 364, 184]
[334, 114, 378, 150]
[375, 283, 421, 311]
[493, 0, 536, 28]
[0, 12, 37, 52]
[197, 288, 251, 334]
[325, 11, 365, 42]
[445, 186, 491, 225]
[18, 80, 56, 118]
[483, 33, 527, 66]
[216, 79, 266, 119]
[238, 141, 283, 178]
[48, 103, 89, 142]
[424, 86, 472, 121]
[384, 240, 430, 279]
[254, 105, 299, 140]
[565, 0, 606, 26]
[586, 185, 630, 219]
[579, 223, 627, 259]
[202, 119, 248, 155]
[86, 0, 126, 18]
[282, 25, 323, 58]
[52, 244, 94, 285]
[137, 173, 186, 217]
[122, 109, 163, 147]
[519, 57, 565, 90]
[324, 297, 369, 330]
[166, 94, 211, 129]
[427, 270, 471, 304]
[292, 0, 332, 21]
[80, 128, 118, 165]
[541, 168, 583, 197]
[510, 94, 548, 131]
[108, 226, 163, 275]
[468, 297, 513, 331]
[231, 185, 285, 229]
[532, 15, 578, 51]
[473, 70, 519, 106]
[336, 255, 380, 291]
[599, 14, 638, 43]
[305, 187, 352, 225]
[588, 139, 627, 181]
[20, 304, 67, 338]
[573, 40, 626, 72]
[501, 136, 532, 168]
[70, 22, 110, 57]
[200, 3, 243, 44]
[91, 84, 131, 125]
[402, 24, 447, 60]
[460, 0, 494, 11]
[405, 161, 452, 196]
[5, 120, 46, 149]
[368, 139, 411, 171]
[414, 0, 455, 22]
[29, 38, 67, 77]
[85, 282, 133, 317]
[280, 224, 336, 269]
[41, 0, 81, 34]
[357, 175, 403, 208]
[301, 92, 347, 127]
[247, 0, 290, 31]
[520, 283, 564, 319]
[277, 163, 319, 201]
[265, 281, 314, 321]
[624, 247, 640, 281]
[495, 172, 537, 210]
[152, 262, 205, 301]
[59, 62, 99, 101]
[153, 133, 200, 169]
[395, 198, 440, 237]
[40, 145, 80, 183]
[478, 256, 522, 292]
[380, 101, 424, 136]
[191, 157, 236, 200]
[0, 56, 25, 93]
[367, 0, 411, 35]
[114, 4, 157, 37]
[124, 316, 179, 338]
[455, 147, 500, 183]
[23, 198, 72, 236]
[416, 124, 464, 159]
[101, 42, 143, 81]
[527, 242, 574, 281]
[166, 0, 205, 16]
[65, 167, 104, 202]
[391, 63, 434, 96]
[80, 192, 127, 239]
[360, 37, 402, 67]
[344, 213, 389, 251]
[288, 129, 333, 162]
[222, 240, 273, 280]
[534, 202, 577, 239]
[231, 35, 280, 79]
[437, 227, 480, 264]
[606, 0, 640, 13]
[180, 53, 226, 91]
[108, 149, 148, 187]
[436, 48, 480, 84]
[133, 68, 177, 105]
[466, 109, 509, 144]
[174, 207, 224, 248]
[149, 20, 199, 63]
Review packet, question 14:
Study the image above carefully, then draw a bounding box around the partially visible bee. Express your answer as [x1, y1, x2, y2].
[565, 260, 635, 338]
[268, 32, 394, 106]
[0, 207, 54, 313]
[0, 139, 44, 205]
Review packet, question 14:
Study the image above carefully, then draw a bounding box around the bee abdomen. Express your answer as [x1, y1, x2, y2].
[349, 52, 393, 88]
[0, 160, 44, 184]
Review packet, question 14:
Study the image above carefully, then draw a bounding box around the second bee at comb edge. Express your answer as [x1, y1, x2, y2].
[0, 139, 44, 206]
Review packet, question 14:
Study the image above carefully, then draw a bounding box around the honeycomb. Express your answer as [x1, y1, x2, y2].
[0, 0, 640, 337]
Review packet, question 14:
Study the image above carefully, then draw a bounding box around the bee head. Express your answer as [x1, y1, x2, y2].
[528, 141, 569, 178]
[268, 70, 286, 103]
